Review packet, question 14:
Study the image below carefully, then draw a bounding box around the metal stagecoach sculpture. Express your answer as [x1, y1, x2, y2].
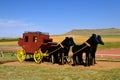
[17, 32, 104, 66]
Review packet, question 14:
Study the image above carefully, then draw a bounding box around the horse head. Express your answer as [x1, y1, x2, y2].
[86, 34, 99, 46]
[61, 37, 75, 47]
[86, 34, 104, 46]
[97, 35, 104, 45]
[69, 37, 75, 46]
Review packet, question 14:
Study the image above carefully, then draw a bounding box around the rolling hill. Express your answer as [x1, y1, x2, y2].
[64, 28, 120, 37]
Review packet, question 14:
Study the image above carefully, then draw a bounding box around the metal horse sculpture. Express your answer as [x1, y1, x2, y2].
[90, 35, 104, 65]
[46, 37, 75, 65]
[72, 34, 104, 66]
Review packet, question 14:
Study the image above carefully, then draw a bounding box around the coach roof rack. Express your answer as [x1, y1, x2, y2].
[24, 31, 49, 35]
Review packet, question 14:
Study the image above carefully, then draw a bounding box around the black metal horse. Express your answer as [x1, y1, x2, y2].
[90, 35, 104, 65]
[46, 37, 75, 64]
[72, 34, 104, 66]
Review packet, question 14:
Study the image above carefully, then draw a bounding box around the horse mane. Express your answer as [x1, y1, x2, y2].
[86, 33, 98, 46]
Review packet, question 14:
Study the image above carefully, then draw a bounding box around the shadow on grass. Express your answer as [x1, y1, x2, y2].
[97, 60, 120, 62]
[25, 58, 35, 62]
[0, 60, 17, 64]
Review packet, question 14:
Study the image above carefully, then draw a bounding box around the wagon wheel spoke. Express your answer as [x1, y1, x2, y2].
[34, 50, 43, 63]
[17, 48, 26, 62]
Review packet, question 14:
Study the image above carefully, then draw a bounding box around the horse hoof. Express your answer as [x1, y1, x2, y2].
[71, 64, 75, 66]
[79, 62, 84, 65]
[84, 64, 87, 67]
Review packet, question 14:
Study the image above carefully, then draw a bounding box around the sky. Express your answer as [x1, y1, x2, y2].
[0, 0, 120, 37]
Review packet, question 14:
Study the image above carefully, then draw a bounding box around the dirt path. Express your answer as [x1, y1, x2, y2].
[69, 48, 120, 58]
[96, 48, 120, 58]
[1, 61, 120, 70]
[0, 46, 20, 51]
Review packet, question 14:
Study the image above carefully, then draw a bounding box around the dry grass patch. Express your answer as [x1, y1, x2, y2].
[51, 35, 120, 44]
[0, 41, 18, 46]
[103, 38, 120, 42]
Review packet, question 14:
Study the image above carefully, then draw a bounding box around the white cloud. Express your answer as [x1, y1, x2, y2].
[0, 19, 44, 37]
[0, 19, 44, 32]
[0, 19, 33, 27]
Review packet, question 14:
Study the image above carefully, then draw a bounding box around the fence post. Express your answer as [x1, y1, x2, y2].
[0, 50, 4, 57]
[11, 51, 16, 56]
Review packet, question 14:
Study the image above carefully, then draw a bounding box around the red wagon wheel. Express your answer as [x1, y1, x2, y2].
[17, 48, 26, 62]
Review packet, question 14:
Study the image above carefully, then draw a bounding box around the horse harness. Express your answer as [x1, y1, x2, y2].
[73, 42, 91, 55]
[47, 43, 64, 55]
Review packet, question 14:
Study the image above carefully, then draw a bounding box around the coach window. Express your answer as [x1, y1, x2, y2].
[33, 36, 37, 42]
[25, 36, 28, 42]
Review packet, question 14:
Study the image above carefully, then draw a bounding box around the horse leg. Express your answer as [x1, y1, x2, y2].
[75, 55, 80, 65]
[85, 53, 88, 66]
[85, 54, 87, 66]
[92, 53, 95, 65]
[60, 53, 64, 65]
[91, 52, 96, 65]
[89, 53, 93, 65]
[51, 54, 55, 64]
[72, 55, 76, 66]
[79, 53, 84, 65]
[51, 54, 58, 64]
[55, 54, 59, 63]
[85, 52, 90, 66]
[92, 46, 97, 64]
[88, 53, 91, 66]
[93, 53, 97, 64]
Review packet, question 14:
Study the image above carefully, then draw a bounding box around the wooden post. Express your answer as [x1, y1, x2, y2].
[0, 51, 4, 57]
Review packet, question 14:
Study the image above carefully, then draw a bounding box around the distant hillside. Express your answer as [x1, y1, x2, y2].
[0, 38, 18, 42]
[64, 28, 120, 36]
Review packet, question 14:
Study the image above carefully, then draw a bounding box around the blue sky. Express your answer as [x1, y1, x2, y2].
[0, 0, 120, 37]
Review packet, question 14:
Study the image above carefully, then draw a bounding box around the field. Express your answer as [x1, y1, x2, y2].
[0, 52, 120, 80]
[0, 34, 120, 80]
[0, 37, 120, 51]
[0, 61, 120, 80]
[51, 35, 120, 50]
[51, 35, 120, 43]
[0, 41, 18, 46]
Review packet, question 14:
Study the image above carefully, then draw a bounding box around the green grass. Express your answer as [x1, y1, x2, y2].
[0, 65, 119, 80]
[96, 58, 120, 62]
[98, 42, 120, 50]
[0, 52, 120, 80]
[102, 35, 120, 38]
[68, 42, 120, 51]
[0, 38, 18, 42]
[0, 51, 17, 61]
